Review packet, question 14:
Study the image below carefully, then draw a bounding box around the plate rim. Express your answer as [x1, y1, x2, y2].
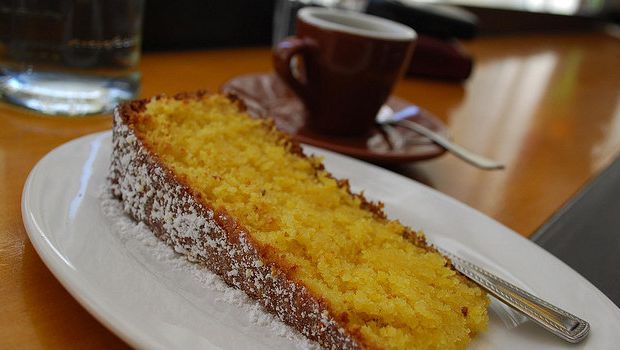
[21, 131, 166, 350]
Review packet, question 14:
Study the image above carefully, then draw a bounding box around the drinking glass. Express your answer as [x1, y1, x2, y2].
[0, 0, 144, 116]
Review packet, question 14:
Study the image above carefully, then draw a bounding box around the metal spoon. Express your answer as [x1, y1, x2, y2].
[376, 105, 505, 170]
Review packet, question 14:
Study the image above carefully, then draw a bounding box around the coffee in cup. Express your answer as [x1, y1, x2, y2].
[273, 7, 416, 136]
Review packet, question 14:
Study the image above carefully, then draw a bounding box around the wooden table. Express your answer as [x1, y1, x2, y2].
[1, 32, 619, 348]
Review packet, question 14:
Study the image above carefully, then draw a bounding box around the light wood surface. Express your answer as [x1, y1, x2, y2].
[1, 32, 619, 348]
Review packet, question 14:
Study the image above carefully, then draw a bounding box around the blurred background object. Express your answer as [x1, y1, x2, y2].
[436, 0, 620, 34]
[367, 0, 478, 39]
[366, 1, 478, 80]
[0, 0, 144, 116]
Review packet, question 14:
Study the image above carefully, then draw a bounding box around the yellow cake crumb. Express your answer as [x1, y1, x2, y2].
[134, 94, 488, 349]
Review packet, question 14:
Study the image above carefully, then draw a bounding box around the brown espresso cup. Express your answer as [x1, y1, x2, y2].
[273, 7, 416, 136]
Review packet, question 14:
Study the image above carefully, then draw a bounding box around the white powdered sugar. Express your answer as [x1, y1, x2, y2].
[100, 188, 321, 350]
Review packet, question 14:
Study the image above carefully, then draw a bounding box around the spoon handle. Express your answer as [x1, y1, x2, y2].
[397, 119, 504, 170]
[438, 248, 590, 343]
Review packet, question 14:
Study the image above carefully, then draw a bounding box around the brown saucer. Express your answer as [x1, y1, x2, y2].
[220, 73, 447, 164]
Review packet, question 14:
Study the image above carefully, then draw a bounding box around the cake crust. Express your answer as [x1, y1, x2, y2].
[110, 91, 367, 349]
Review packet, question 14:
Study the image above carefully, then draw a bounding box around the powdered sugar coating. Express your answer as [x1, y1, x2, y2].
[100, 190, 322, 349]
[108, 100, 360, 350]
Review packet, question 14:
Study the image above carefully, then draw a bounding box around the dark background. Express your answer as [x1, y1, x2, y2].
[141, 0, 620, 51]
[142, 0, 276, 50]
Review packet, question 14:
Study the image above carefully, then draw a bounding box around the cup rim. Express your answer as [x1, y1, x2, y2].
[297, 7, 416, 42]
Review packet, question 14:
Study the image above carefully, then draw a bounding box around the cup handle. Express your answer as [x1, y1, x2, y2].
[272, 37, 318, 103]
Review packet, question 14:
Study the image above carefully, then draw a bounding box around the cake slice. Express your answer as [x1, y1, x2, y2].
[109, 92, 488, 349]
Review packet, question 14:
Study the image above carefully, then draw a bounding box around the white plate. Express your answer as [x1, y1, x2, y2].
[22, 131, 620, 349]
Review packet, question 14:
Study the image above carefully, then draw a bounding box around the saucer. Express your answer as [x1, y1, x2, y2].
[220, 73, 447, 163]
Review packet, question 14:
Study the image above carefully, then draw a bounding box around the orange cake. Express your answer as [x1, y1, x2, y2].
[109, 91, 488, 349]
